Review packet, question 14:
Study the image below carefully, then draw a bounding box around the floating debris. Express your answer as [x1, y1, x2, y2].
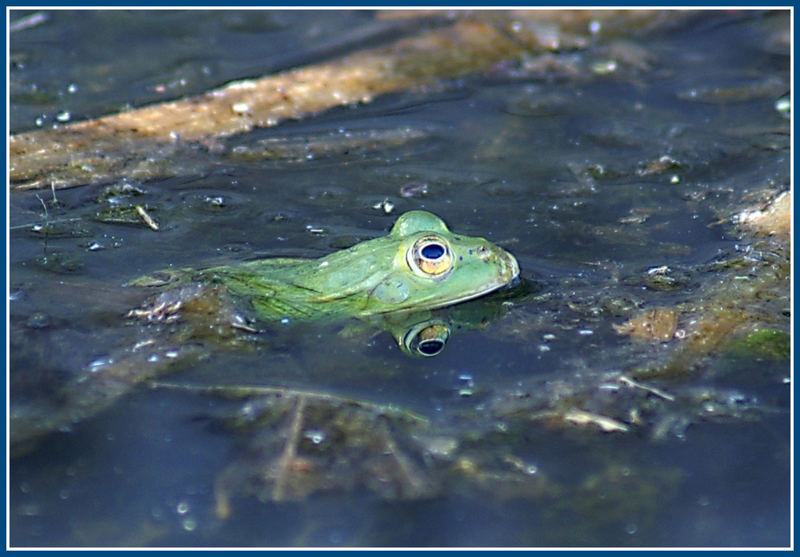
[372, 198, 395, 214]
[733, 190, 790, 239]
[590, 59, 617, 74]
[563, 409, 630, 432]
[399, 181, 429, 198]
[9, 11, 49, 33]
[678, 77, 787, 104]
[135, 205, 159, 231]
[774, 95, 790, 117]
[613, 308, 679, 342]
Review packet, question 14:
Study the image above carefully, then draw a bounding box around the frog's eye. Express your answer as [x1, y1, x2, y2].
[407, 236, 453, 278]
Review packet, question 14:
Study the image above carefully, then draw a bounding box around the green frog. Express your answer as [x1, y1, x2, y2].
[130, 210, 520, 325]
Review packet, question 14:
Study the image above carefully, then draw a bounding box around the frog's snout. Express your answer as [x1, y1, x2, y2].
[479, 243, 519, 284]
[501, 249, 520, 284]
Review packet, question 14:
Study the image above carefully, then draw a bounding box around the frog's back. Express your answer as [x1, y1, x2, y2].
[129, 257, 334, 321]
[199, 258, 338, 321]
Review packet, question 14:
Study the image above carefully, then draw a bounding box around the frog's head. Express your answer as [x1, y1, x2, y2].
[308, 211, 519, 316]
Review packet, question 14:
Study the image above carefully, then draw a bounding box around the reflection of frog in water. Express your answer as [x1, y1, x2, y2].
[364, 296, 519, 358]
[12, 211, 520, 450]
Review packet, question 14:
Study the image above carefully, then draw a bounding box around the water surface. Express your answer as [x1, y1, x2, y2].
[9, 9, 790, 547]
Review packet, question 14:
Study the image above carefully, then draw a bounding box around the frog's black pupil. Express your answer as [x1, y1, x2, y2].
[418, 339, 445, 355]
[421, 243, 445, 260]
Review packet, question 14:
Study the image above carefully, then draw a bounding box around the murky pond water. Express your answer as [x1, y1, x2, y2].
[9, 9, 790, 547]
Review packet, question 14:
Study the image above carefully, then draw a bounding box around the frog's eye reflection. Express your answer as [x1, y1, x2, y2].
[407, 236, 453, 278]
[417, 338, 445, 356]
[403, 321, 451, 357]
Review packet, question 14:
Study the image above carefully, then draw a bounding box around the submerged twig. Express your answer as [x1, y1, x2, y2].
[10, 217, 84, 231]
[272, 395, 307, 502]
[148, 381, 430, 424]
[618, 375, 675, 401]
[378, 419, 430, 498]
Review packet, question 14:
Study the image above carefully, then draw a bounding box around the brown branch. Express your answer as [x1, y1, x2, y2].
[10, 10, 697, 191]
[10, 19, 523, 190]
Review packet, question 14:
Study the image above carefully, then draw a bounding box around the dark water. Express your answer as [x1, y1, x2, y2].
[9, 10, 790, 547]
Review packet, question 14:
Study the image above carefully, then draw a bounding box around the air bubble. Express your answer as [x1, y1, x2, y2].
[304, 430, 326, 444]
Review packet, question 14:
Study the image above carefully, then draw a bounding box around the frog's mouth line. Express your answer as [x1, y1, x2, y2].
[425, 279, 514, 310]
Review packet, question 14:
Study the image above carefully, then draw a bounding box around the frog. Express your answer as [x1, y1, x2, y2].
[130, 210, 520, 326]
